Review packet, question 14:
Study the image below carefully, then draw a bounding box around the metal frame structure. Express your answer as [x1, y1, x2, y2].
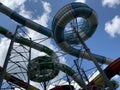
[72, 18, 114, 89]
[0, 25, 33, 89]
[0, 2, 118, 90]
[0, 24, 116, 90]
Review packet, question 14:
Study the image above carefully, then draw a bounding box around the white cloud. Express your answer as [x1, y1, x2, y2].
[0, 0, 26, 10]
[105, 15, 120, 37]
[41, 1, 51, 14]
[0, 38, 10, 66]
[75, 0, 86, 3]
[18, 0, 51, 39]
[18, 0, 58, 62]
[18, 0, 52, 47]
[38, 1, 51, 27]
[19, 4, 32, 19]
[102, 0, 120, 8]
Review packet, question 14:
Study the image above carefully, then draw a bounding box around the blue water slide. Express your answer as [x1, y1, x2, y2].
[0, 2, 113, 64]
[52, 2, 113, 64]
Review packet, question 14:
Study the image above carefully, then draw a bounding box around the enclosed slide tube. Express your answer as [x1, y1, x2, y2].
[0, 3, 51, 37]
[0, 27, 61, 87]
[28, 56, 85, 87]
[0, 26, 61, 80]
[0, 27, 85, 88]
[52, 2, 113, 65]
[0, 26, 53, 56]
[0, 2, 113, 64]
[87, 57, 120, 89]
[28, 56, 59, 82]
[0, 26, 119, 89]
[29, 57, 120, 89]
[0, 2, 119, 89]
[0, 66, 38, 90]
[0, 2, 81, 45]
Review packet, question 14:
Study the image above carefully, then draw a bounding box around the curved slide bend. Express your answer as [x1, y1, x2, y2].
[0, 27, 60, 88]
[29, 57, 120, 90]
[52, 2, 113, 65]
[29, 56, 84, 87]
[0, 2, 120, 90]
[0, 2, 113, 65]
[0, 27, 85, 88]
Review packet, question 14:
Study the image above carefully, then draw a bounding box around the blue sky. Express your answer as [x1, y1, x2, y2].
[0, 0, 120, 89]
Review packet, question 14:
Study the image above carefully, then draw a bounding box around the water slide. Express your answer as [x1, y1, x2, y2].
[0, 26, 85, 88]
[0, 2, 120, 89]
[0, 2, 113, 65]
